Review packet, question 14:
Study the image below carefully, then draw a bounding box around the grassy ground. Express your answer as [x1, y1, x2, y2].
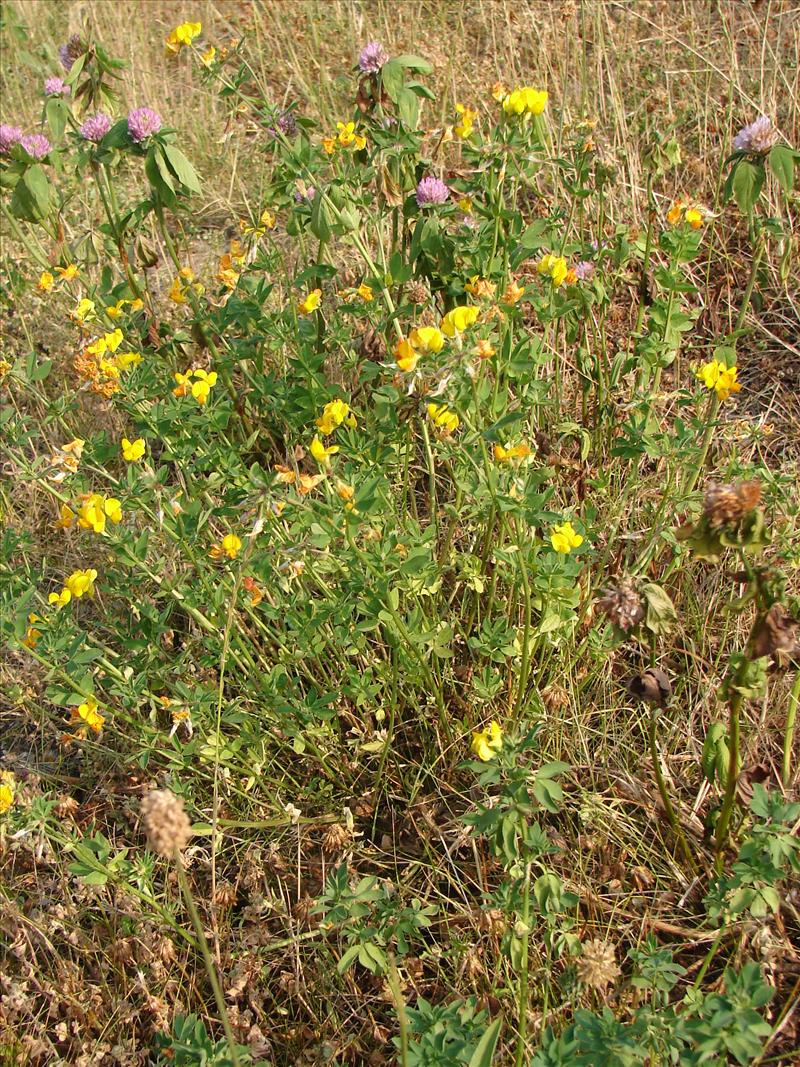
[1, 1, 799, 1065]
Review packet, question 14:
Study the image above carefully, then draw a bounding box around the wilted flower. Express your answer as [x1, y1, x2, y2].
[596, 578, 645, 633]
[20, 133, 51, 160]
[80, 112, 112, 143]
[358, 41, 389, 74]
[395, 338, 419, 373]
[704, 480, 762, 530]
[550, 521, 583, 554]
[471, 720, 503, 761]
[733, 115, 777, 155]
[127, 107, 162, 143]
[140, 789, 192, 857]
[0, 123, 23, 155]
[416, 176, 450, 207]
[44, 76, 67, 96]
[577, 940, 621, 991]
[59, 34, 84, 72]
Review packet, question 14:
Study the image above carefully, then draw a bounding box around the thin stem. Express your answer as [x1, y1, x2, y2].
[714, 687, 743, 869]
[175, 856, 242, 1067]
[782, 671, 800, 788]
[648, 711, 699, 875]
[387, 954, 410, 1067]
[514, 864, 531, 1067]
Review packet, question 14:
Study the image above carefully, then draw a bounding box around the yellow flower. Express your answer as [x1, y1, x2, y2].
[0, 772, 16, 815]
[72, 696, 105, 733]
[537, 253, 569, 287]
[217, 253, 239, 289]
[169, 276, 189, 303]
[115, 350, 142, 371]
[121, 437, 145, 462]
[55, 503, 75, 529]
[298, 473, 326, 495]
[427, 403, 460, 436]
[104, 497, 123, 524]
[696, 360, 741, 401]
[316, 399, 354, 435]
[457, 196, 474, 214]
[409, 325, 445, 354]
[501, 279, 525, 304]
[77, 494, 122, 533]
[441, 305, 480, 337]
[471, 720, 503, 761]
[310, 436, 339, 465]
[57, 264, 79, 281]
[475, 339, 496, 360]
[335, 481, 355, 503]
[550, 521, 583, 554]
[190, 368, 217, 405]
[166, 20, 202, 55]
[395, 339, 419, 373]
[356, 283, 373, 302]
[336, 121, 356, 146]
[65, 568, 98, 598]
[454, 103, 478, 138]
[210, 533, 242, 560]
[353, 133, 367, 150]
[491, 81, 509, 102]
[22, 614, 42, 649]
[105, 299, 128, 319]
[173, 370, 191, 397]
[48, 587, 72, 607]
[322, 137, 337, 156]
[494, 442, 532, 463]
[38, 271, 55, 292]
[200, 45, 216, 66]
[298, 288, 322, 315]
[73, 298, 96, 322]
[502, 86, 548, 116]
[684, 207, 703, 229]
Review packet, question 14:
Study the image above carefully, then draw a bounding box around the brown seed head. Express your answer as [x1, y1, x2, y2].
[596, 578, 645, 633]
[140, 789, 192, 858]
[322, 822, 351, 854]
[704, 480, 761, 529]
[360, 327, 387, 361]
[406, 281, 429, 306]
[577, 939, 621, 991]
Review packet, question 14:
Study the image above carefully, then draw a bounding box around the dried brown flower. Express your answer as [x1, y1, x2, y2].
[360, 326, 387, 361]
[577, 938, 621, 991]
[213, 881, 238, 908]
[596, 578, 645, 633]
[749, 604, 800, 668]
[322, 822, 351, 854]
[704, 480, 762, 529]
[406, 281, 429, 305]
[627, 667, 672, 707]
[139, 789, 192, 858]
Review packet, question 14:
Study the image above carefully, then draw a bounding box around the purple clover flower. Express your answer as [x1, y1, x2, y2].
[294, 185, 316, 202]
[127, 107, 162, 143]
[0, 123, 23, 155]
[59, 34, 83, 72]
[416, 175, 450, 207]
[20, 133, 52, 160]
[80, 112, 112, 143]
[44, 76, 67, 97]
[358, 41, 389, 74]
[733, 115, 778, 155]
[573, 260, 595, 282]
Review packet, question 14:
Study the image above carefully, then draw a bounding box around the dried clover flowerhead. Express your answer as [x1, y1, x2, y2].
[140, 789, 192, 858]
[577, 939, 621, 991]
[749, 603, 800, 669]
[704, 480, 762, 529]
[596, 578, 646, 633]
[627, 667, 673, 708]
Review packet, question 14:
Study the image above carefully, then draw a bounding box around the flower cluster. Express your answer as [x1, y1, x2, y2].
[44, 76, 67, 97]
[550, 521, 583, 554]
[317, 399, 356, 435]
[733, 115, 777, 155]
[71, 695, 105, 734]
[0, 123, 23, 155]
[49, 437, 85, 482]
[48, 568, 98, 607]
[358, 41, 389, 74]
[169, 266, 204, 303]
[667, 200, 706, 228]
[501, 85, 548, 116]
[453, 103, 478, 139]
[210, 533, 242, 560]
[80, 112, 112, 143]
[73, 328, 141, 397]
[322, 121, 367, 156]
[537, 253, 574, 287]
[427, 403, 459, 436]
[20, 133, 51, 160]
[75, 494, 123, 534]
[166, 21, 202, 56]
[38, 263, 80, 292]
[173, 367, 217, 405]
[128, 107, 162, 143]
[416, 175, 449, 206]
[58, 34, 83, 71]
[471, 720, 503, 761]
[696, 359, 741, 401]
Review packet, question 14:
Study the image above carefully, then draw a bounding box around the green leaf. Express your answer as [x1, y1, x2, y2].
[768, 144, 795, 195]
[162, 145, 202, 195]
[468, 1018, 503, 1067]
[397, 87, 420, 130]
[393, 54, 433, 75]
[732, 160, 764, 213]
[309, 192, 333, 242]
[380, 59, 404, 103]
[46, 96, 68, 141]
[23, 165, 51, 217]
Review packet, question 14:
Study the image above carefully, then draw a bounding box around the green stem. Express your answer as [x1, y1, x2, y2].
[684, 391, 720, 498]
[734, 226, 764, 334]
[387, 954, 410, 1067]
[782, 671, 800, 788]
[714, 685, 743, 870]
[1, 202, 52, 269]
[648, 711, 699, 875]
[175, 857, 242, 1067]
[514, 864, 531, 1067]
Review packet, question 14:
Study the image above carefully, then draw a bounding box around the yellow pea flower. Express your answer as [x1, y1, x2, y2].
[121, 437, 145, 462]
[104, 498, 123, 524]
[217, 253, 239, 289]
[336, 121, 356, 146]
[115, 351, 142, 371]
[166, 20, 202, 55]
[356, 283, 373, 302]
[395, 339, 419, 373]
[454, 103, 478, 138]
[298, 288, 322, 315]
[441, 305, 480, 337]
[471, 720, 503, 761]
[22, 614, 43, 649]
[77, 494, 108, 533]
[201, 45, 216, 66]
[537, 253, 569, 287]
[494, 442, 532, 463]
[427, 403, 459, 436]
[0, 772, 16, 815]
[57, 264, 79, 281]
[550, 521, 583, 554]
[310, 436, 339, 465]
[316, 399, 354, 435]
[458, 196, 474, 214]
[409, 325, 445, 354]
[55, 503, 76, 529]
[696, 360, 741, 401]
[190, 369, 217, 405]
[684, 207, 704, 229]
[72, 696, 105, 733]
[38, 271, 55, 292]
[322, 137, 337, 156]
[49, 587, 72, 607]
[210, 533, 242, 560]
[73, 298, 96, 322]
[65, 568, 98, 598]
